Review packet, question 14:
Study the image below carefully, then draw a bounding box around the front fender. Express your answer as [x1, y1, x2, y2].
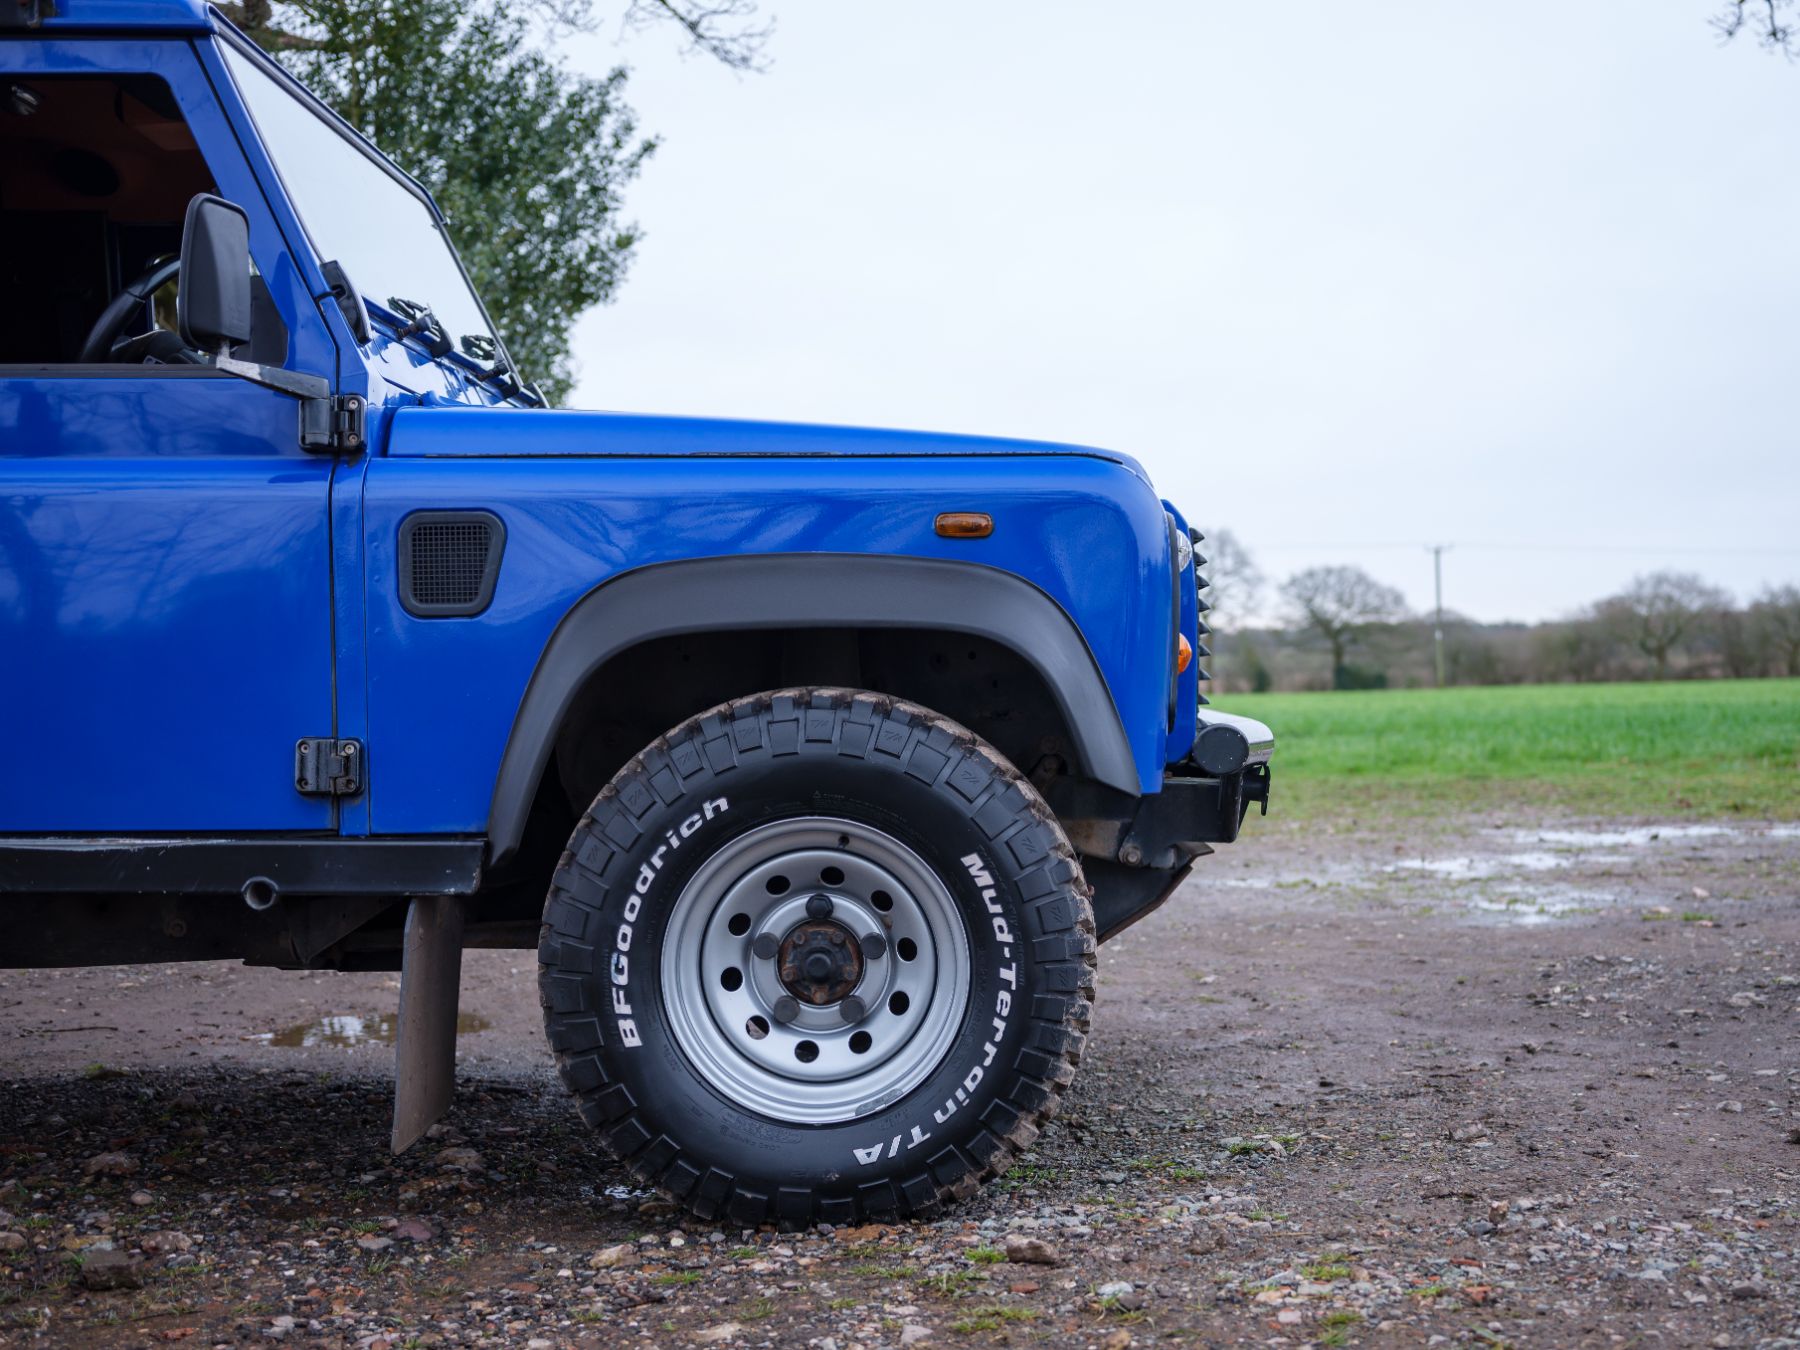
[484, 554, 1137, 864]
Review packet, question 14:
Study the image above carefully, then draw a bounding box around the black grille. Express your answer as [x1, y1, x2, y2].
[399, 511, 504, 617]
[1192, 527, 1212, 705]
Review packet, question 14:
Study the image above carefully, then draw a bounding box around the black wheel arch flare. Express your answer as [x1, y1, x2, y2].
[485, 553, 1139, 867]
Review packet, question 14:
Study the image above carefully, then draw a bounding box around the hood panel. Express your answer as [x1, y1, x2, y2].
[386, 406, 1146, 477]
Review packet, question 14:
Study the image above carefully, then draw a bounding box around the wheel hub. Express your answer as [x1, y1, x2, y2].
[778, 915, 865, 1005]
[660, 816, 973, 1125]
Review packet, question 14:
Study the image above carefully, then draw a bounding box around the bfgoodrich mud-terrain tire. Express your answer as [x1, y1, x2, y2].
[537, 688, 1095, 1225]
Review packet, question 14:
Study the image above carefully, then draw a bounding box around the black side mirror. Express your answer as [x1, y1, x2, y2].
[178, 193, 253, 356]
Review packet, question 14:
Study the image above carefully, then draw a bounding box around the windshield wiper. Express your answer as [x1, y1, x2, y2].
[460, 333, 544, 406]
[386, 296, 453, 358]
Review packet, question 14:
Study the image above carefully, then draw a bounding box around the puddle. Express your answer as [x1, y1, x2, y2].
[1512, 825, 1738, 849]
[255, 1012, 491, 1048]
[1388, 851, 1567, 880]
[1470, 884, 1621, 925]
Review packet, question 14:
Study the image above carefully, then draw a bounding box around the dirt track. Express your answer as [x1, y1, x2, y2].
[2, 812, 1797, 1347]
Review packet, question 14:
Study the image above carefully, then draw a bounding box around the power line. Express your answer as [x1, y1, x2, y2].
[1255, 541, 1800, 556]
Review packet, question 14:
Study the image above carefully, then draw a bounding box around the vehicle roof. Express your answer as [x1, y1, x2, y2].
[33, 0, 212, 31]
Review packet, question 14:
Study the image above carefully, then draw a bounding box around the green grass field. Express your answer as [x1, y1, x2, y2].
[1220, 679, 1800, 821]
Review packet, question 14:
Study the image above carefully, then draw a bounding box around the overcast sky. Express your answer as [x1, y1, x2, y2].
[562, 3, 1799, 625]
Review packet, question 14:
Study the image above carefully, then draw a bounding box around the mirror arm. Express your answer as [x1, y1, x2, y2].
[210, 355, 367, 455]
[212, 353, 329, 400]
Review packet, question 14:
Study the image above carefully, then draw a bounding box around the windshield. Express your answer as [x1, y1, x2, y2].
[217, 41, 497, 357]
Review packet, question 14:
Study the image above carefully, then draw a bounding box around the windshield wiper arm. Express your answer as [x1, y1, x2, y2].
[386, 296, 453, 358]
[460, 333, 544, 405]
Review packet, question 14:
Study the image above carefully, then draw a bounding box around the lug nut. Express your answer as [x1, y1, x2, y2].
[805, 893, 834, 918]
[860, 932, 887, 960]
[771, 995, 800, 1025]
[840, 995, 867, 1024]
[752, 933, 779, 960]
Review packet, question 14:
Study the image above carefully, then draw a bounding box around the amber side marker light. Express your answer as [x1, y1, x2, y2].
[1176, 633, 1194, 675]
[934, 512, 994, 539]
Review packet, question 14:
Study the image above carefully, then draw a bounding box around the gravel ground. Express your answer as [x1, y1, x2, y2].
[2, 812, 1796, 1347]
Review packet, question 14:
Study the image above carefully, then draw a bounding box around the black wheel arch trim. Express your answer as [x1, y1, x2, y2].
[484, 553, 1139, 866]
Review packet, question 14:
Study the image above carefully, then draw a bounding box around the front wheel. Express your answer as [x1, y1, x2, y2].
[537, 688, 1095, 1225]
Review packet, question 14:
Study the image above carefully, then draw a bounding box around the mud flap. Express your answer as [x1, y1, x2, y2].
[389, 895, 465, 1154]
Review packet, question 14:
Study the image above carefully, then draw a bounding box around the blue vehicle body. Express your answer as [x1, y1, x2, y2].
[1, 1, 1271, 971]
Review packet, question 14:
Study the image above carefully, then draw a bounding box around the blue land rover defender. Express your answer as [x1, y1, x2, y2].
[0, 0, 1272, 1223]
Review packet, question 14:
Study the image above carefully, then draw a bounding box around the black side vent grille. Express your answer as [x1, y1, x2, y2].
[399, 511, 505, 617]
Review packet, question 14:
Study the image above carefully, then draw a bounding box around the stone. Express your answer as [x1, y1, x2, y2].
[899, 1326, 932, 1347]
[589, 1243, 634, 1269]
[1001, 1233, 1061, 1265]
[130, 1190, 154, 1207]
[78, 1249, 143, 1290]
[0, 1232, 26, 1252]
[392, 1217, 435, 1242]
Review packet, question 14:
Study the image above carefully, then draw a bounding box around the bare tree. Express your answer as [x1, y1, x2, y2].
[1281, 565, 1407, 687]
[536, 0, 774, 69]
[623, 0, 774, 70]
[1713, 0, 1798, 55]
[1201, 529, 1265, 627]
[1750, 584, 1800, 675]
[1530, 618, 1615, 683]
[1197, 528, 1263, 689]
[1594, 571, 1733, 679]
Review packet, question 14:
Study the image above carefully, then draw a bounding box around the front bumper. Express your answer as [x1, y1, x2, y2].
[1139, 708, 1274, 853]
[1056, 709, 1274, 940]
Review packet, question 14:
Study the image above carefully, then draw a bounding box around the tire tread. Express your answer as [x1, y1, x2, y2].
[537, 687, 1097, 1225]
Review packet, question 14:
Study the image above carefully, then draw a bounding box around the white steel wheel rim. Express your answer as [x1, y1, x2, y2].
[659, 815, 972, 1125]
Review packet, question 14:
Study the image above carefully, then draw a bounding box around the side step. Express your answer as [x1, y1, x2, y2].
[390, 896, 466, 1154]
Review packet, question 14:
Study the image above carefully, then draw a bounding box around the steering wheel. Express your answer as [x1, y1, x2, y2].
[77, 256, 192, 364]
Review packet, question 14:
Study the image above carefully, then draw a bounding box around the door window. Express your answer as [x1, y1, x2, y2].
[0, 72, 286, 365]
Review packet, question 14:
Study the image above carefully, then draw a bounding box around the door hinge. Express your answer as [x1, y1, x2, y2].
[296, 738, 364, 797]
[299, 394, 367, 455]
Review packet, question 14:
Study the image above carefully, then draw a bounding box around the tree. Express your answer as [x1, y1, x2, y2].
[1712, 604, 1763, 679]
[1281, 565, 1406, 688]
[1200, 529, 1264, 629]
[1197, 528, 1263, 688]
[1532, 617, 1620, 684]
[1713, 0, 1798, 54]
[1593, 571, 1732, 679]
[225, 0, 769, 404]
[1750, 584, 1800, 676]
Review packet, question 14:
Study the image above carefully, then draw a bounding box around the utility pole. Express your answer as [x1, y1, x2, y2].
[1428, 544, 1451, 688]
